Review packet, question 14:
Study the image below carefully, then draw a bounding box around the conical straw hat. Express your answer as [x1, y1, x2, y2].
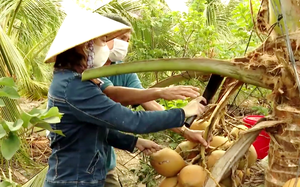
[44, 10, 131, 63]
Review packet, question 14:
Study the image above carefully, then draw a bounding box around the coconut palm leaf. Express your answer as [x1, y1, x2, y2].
[0, 25, 48, 100]
[82, 58, 270, 89]
[22, 166, 48, 187]
[0, 0, 63, 99]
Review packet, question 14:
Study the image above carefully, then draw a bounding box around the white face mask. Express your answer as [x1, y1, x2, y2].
[108, 39, 129, 62]
[93, 44, 110, 68]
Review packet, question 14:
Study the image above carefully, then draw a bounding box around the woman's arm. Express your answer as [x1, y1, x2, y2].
[103, 85, 200, 106]
[66, 78, 185, 134]
[106, 130, 138, 152]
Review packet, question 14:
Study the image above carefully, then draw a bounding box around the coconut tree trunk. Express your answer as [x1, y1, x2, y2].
[256, 0, 300, 186]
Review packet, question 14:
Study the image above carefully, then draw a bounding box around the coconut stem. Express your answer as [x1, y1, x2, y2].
[82, 58, 271, 89]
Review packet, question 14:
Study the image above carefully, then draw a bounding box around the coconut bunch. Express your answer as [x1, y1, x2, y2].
[149, 120, 258, 187]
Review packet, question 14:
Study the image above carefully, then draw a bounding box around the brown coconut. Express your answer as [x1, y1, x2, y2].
[190, 120, 209, 131]
[150, 148, 186, 177]
[220, 177, 232, 187]
[238, 145, 257, 169]
[177, 165, 207, 187]
[210, 136, 232, 149]
[206, 150, 230, 179]
[230, 125, 248, 139]
[207, 150, 226, 169]
[175, 141, 199, 159]
[159, 177, 179, 187]
[234, 170, 244, 186]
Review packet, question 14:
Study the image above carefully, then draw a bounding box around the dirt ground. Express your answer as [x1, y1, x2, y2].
[114, 149, 146, 187]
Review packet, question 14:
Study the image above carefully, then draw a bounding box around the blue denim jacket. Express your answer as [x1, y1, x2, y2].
[44, 69, 185, 187]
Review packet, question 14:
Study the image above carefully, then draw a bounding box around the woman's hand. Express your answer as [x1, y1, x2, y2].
[135, 138, 162, 155]
[182, 127, 213, 148]
[158, 85, 200, 100]
[182, 96, 207, 118]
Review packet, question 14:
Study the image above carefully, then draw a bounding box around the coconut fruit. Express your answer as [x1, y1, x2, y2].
[220, 177, 232, 187]
[207, 150, 226, 169]
[206, 150, 231, 179]
[230, 125, 248, 139]
[175, 141, 199, 159]
[283, 178, 300, 187]
[190, 120, 209, 131]
[178, 165, 207, 187]
[246, 168, 251, 177]
[210, 136, 232, 149]
[159, 177, 178, 187]
[150, 148, 186, 177]
[232, 170, 244, 186]
[238, 145, 257, 169]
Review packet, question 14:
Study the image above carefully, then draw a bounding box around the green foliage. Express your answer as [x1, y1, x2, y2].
[0, 77, 62, 186]
[21, 166, 48, 187]
[0, 77, 63, 161]
[1, 132, 20, 160]
[251, 106, 269, 116]
[0, 181, 20, 187]
[0, 0, 64, 100]
[134, 161, 157, 187]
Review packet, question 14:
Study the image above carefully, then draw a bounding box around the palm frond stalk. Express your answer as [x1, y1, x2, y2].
[82, 58, 271, 89]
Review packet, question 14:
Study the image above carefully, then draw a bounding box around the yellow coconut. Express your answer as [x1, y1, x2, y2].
[220, 177, 232, 187]
[207, 150, 226, 169]
[246, 168, 251, 177]
[238, 145, 257, 169]
[237, 170, 244, 179]
[159, 177, 178, 187]
[190, 120, 209, 131]
[150, 148, 186, 177]
[233, 170, 244, 186]
[220, 170, 244, 187]
[210, 136, 232, 149]
[175, 141, 199, 159]
[230, 125, 248, 139]
[283, 178, 300, 187]
[206, 150, 231, 179]
[178, 165, 207, 187]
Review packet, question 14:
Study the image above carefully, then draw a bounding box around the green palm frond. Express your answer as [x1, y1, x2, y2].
[96, 0, 141, 22]
[0, 25, 48, 100]
[0, 0, 64, 99]
[22, 166, 48, 187]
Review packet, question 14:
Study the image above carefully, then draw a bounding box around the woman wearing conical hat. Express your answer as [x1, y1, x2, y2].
[43, 10, 207, 187]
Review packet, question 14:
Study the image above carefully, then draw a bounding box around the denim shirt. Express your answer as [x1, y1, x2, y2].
[44, 69, 185, 187]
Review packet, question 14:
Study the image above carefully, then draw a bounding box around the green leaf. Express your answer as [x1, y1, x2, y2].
[40, 107, 63, 119]
[0, 98, 5, 107]
[0, 181, 13, 187]
[1, 121, 12, 132]
[4, 119, 23, 131]
[0, 77, 15, 87]
[1, 132, 20, 160]
[21, 166, 48, 187]
[0, 86, 20, 99]
[20, 111, 39, 128]
[43, 117, 61, 124]
[35, 123, 65, 137]
[0, 125, 6, 139]
[28, 108, 47, 116]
